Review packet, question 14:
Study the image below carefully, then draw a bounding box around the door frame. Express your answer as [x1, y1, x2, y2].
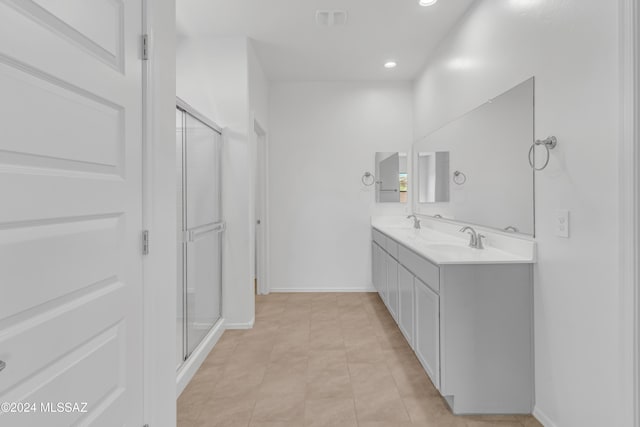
[141, 0, 177, 426]
[620, 0, 639, 425]
[253, 117, 270, 295]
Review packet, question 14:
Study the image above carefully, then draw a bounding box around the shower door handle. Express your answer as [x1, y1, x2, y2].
[185, 221, 226, 242]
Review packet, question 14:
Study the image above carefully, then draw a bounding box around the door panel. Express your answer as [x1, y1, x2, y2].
[12, 0, 124, 68]
[0, 59, 122, 171]
[379, 153, 400, 202]
[30, 0, 122, 56]
[185, 115, 221, 228]
[0, 0, 143, 425]
[415, 278, 440, 389]
[386, 255, 399, 320]
[177, 108, 185, 368]
[373, 244, 387, 301]
[180, 108, 223, 360]
[398, 264, 414, 347]
[186, 229, 222, 356]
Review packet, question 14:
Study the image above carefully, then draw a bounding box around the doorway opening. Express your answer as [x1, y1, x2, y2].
[254, 119, 269, 295]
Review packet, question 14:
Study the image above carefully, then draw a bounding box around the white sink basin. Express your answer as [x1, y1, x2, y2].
[423, 243, 474, 257]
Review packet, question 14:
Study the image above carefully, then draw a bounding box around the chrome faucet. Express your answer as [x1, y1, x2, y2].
[407, 214, 421, 229]
[459, 226, 486, 249]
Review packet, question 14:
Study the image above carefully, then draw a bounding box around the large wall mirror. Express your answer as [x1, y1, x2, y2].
[375, 152, 408, 203]
[413, 77, 535, 235]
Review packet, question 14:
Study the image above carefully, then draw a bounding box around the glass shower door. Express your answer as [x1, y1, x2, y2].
[176, 108, 185, 369]
[176, 106, 224, 367]
[183, 112, 223, 358]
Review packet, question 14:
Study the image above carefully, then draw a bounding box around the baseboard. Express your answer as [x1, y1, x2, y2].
[533, 406, 558, 427]
[176, 317, 225, 397]
[225, 317, 255, 329]
[269, 287, 376, 293]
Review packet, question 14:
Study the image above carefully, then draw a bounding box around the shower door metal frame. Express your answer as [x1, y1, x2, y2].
[176, 97, 224, 364]
[620, 1, 639, 425]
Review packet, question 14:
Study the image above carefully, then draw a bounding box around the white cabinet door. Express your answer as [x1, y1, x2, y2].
[372, 242, 378, 292]
[372, 242, 380, 293]
[386, 255, 399, 320]
[372, 243, 384, 299]
[0, 1, 144, 426]
[415, 278, 440, 389]
[398, 264, 414, 347]
[375, 244, 388, 302]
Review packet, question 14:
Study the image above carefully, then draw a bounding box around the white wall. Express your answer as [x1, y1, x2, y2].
[268, 82, 413, 291]
[248, 41, 269, 129]
[176, 36, 256, 327]
[413, 1, 631, 426]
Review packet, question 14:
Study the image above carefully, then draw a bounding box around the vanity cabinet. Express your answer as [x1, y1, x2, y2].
[371, 227, 533, 415]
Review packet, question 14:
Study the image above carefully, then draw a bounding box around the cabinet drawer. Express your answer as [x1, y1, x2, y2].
[372, 229, 386, 247]
[399, 245, 439, 293]
[385, 237, 399, 259]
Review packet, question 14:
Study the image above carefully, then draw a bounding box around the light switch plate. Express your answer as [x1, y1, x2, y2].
[556, 209, 569, 238]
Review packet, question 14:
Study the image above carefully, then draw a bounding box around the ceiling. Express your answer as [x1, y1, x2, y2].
[176, 0, 477, 81]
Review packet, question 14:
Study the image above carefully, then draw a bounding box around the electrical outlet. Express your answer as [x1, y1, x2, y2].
[555, 209, 569, 238]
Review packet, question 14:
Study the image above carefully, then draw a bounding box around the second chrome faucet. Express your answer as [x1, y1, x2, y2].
[407, 214, 421, 229]
[459, 226, 486, 249]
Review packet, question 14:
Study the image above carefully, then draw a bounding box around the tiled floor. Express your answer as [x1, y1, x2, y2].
[178, 293, 543, 427]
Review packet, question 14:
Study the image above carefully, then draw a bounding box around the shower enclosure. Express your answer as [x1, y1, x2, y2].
[176, 99, 224, 370]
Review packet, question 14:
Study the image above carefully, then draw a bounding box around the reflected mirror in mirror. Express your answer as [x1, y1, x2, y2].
[418, 151, 450, 203]
[413, 77, 534, 235]
[375, 152, 408, 203]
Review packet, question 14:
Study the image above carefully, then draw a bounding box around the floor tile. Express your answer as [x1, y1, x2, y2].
[304, 397, 357, 422]
[305, 370, 353, 399]
[353, 391, 411, 422]
[252, 393, 305, 421]
[196, 396, 256, 425]
[402, 395, 450, 422]
[258, 371, 307, 395]
[177, 293, 542, 427]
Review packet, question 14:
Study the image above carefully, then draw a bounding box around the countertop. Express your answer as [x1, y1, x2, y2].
[372, 220, 536, 265]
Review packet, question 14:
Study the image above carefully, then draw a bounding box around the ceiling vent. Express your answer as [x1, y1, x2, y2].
[315, 10, 348, 27]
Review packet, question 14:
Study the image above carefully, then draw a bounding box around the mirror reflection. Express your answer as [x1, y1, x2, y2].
[375, 152, 408, 203]
[417, 151, 450, 203]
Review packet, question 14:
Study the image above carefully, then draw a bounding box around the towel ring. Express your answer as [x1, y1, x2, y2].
[528, 136, 558, 171]
[453, 170, 467, 185]
[362, 171, 375, 186]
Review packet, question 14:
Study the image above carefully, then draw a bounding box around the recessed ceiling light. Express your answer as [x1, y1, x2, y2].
[448, 57, 475, 70]
[419, 0, 438, 6]
[384, 61, 397, 69]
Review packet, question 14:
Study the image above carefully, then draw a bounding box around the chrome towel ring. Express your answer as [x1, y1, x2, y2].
[362, 171, 375, 186]
[528, 136, 558, 171]
[453, 170, 467, 185]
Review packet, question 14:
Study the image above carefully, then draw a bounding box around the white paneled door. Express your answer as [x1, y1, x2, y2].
[0, 1, 144, 426]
